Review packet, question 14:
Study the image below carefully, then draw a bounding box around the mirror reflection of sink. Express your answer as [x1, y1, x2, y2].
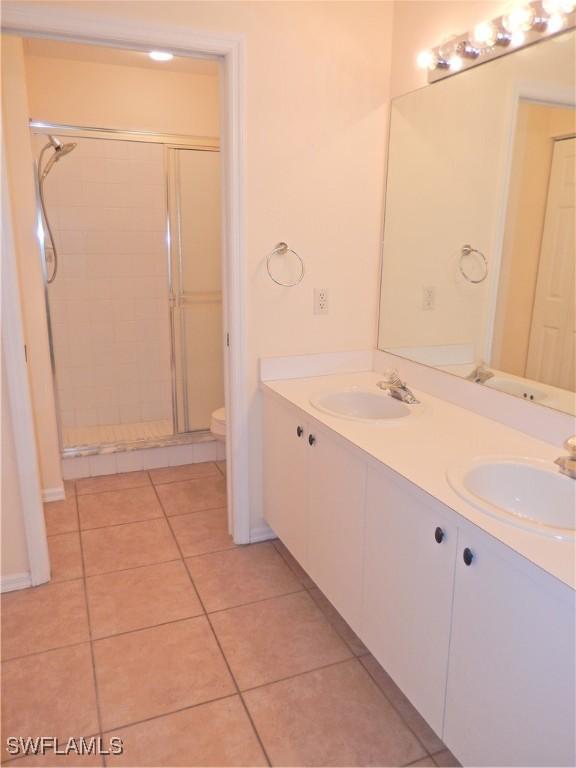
[447, 457, 575, 540]
[484, 377, 547, 402]
[310, 389, 412, 421]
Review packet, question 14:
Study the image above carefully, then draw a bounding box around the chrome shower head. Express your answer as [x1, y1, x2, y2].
[50, 135, 77, 159]
[41, 137, 77, 179]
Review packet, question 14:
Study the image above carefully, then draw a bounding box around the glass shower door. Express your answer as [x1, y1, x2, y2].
[168, 147, 224, 433]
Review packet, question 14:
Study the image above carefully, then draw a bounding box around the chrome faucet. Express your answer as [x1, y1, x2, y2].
[466, 362, 494, 384]
[377, 371, 420, 405]
[555, 436, 576, 479]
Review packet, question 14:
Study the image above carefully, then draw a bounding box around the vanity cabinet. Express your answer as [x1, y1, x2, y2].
[444, 526, 576, 768]
[262, 390, 575, 767]
[363, 467, 457, 736]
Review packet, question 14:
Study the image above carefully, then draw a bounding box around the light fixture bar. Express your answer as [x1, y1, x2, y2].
[417, 0, 575, 83]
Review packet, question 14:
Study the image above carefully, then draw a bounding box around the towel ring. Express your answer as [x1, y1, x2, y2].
[459, 244, 488, 284]
[266, 242, 305, 287]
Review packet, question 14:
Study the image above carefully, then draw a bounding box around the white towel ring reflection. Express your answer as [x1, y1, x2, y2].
[266, 242, 305, 287]
[459, 244, 488, 284]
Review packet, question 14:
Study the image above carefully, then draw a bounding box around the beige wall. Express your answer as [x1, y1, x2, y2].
[2, 35, 62, 493]
[25, 53, 219, 136]
[4, 1, 393, 534]
[493, 103, 576, 376]
[1, 363, 30, 581]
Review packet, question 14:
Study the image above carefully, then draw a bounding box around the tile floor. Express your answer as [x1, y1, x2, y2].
[1, 462, 460, 768]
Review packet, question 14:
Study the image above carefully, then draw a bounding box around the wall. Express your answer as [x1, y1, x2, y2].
[1, 35, 62, 495]
[1, 364, 30, 583]
[32, 134, 173, 440]
[24, 52, 219, 136]
[493, 103, 576, 376]
[4, 1, 393, 536]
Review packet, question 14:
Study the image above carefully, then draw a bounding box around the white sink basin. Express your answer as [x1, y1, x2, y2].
[485, 377, 547, 402]
[447, 457, 576, 539]
[310, 389, 412, 421]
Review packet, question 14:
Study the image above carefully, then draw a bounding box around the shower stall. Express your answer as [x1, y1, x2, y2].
[32, 124, 224, 456]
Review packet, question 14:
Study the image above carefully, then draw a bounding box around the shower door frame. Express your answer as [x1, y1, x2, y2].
[31, 122, 220, 453]
[1, 5, 252, 546]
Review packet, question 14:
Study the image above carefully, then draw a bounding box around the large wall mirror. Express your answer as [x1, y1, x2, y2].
[378, 29, 575, 415]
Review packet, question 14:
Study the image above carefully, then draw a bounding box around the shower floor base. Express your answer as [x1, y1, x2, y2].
[63, 419, 173, 449]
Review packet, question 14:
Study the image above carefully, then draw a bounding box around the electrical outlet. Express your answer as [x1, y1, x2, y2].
[314, 288, 329, 315]
[422, 286, 436, 311]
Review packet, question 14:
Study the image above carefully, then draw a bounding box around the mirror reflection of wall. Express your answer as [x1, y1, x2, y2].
[378, 29, 575, 415]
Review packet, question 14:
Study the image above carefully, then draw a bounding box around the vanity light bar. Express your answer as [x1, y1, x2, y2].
[418, 0, 575, 82]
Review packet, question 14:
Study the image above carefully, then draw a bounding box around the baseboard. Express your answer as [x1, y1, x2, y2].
[250, 524, 276, 543]
[42, 486, 66, 502]
[1, 572, 32, 593]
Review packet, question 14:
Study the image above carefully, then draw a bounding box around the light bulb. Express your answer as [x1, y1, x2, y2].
[149, 51, 174, 62]
[547, 13, 565, 31]
[473, 22, 497, 45]
[543, 0, 575, 13]
[510, 29, 526, 45]
[503, 4, 535, 32]
[416, 50, 436, 70]
[448, 54, 463, 71]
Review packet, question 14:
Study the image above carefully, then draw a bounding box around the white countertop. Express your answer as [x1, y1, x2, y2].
[262, 371, 575, 590]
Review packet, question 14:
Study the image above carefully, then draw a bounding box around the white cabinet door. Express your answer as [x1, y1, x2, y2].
[307, 426, 367, 632]
[444, 528, 576, 767]
[363, 466, 457, 736]
[262, 394, 309, 567]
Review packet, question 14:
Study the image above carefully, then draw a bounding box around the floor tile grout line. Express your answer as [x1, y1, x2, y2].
[90, 612, 207, 644]
[72, 466, 222, 497]
[237, 655, 364, 696]
[84, 557, 182, 580]
[76, 505, 227, 535]
[73, 479, 107, 763]
[78, 513, 165, 534]
[202, 586, 313, 617]
[82, 554, 181, 580]
[2, 638, 94, 665]
[96, 692, 242, 739]
[149, 480, 273, 768]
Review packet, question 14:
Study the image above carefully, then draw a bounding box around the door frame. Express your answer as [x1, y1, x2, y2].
[2, 147, 51, 588]
[1, 5, 251, 544]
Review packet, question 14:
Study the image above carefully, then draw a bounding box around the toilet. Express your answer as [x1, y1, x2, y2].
[210, 407, 226, 442]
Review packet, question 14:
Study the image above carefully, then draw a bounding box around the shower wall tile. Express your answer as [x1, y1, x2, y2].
[41, 136, 172, 435]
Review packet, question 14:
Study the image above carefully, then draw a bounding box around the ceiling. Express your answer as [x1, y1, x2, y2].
[24, 38, 220, 76]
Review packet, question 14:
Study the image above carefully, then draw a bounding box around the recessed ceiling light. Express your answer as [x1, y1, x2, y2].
[149, 51, 173, 62]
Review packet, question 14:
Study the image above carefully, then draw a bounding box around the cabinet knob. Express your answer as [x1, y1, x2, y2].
[434, 526, 444, 544]
[463, 547, 474, 566]
[308, 434, 316, 446]
[296, 426, 304, 438]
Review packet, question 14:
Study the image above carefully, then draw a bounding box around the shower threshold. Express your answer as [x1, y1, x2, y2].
[62, 420, 214, 458]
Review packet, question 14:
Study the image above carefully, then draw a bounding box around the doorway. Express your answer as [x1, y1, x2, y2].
[1, 10, 249, 573]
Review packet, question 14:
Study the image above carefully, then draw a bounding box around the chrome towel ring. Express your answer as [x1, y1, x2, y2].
[459, 244, 488, 284]
[266, 242, 305, 287]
